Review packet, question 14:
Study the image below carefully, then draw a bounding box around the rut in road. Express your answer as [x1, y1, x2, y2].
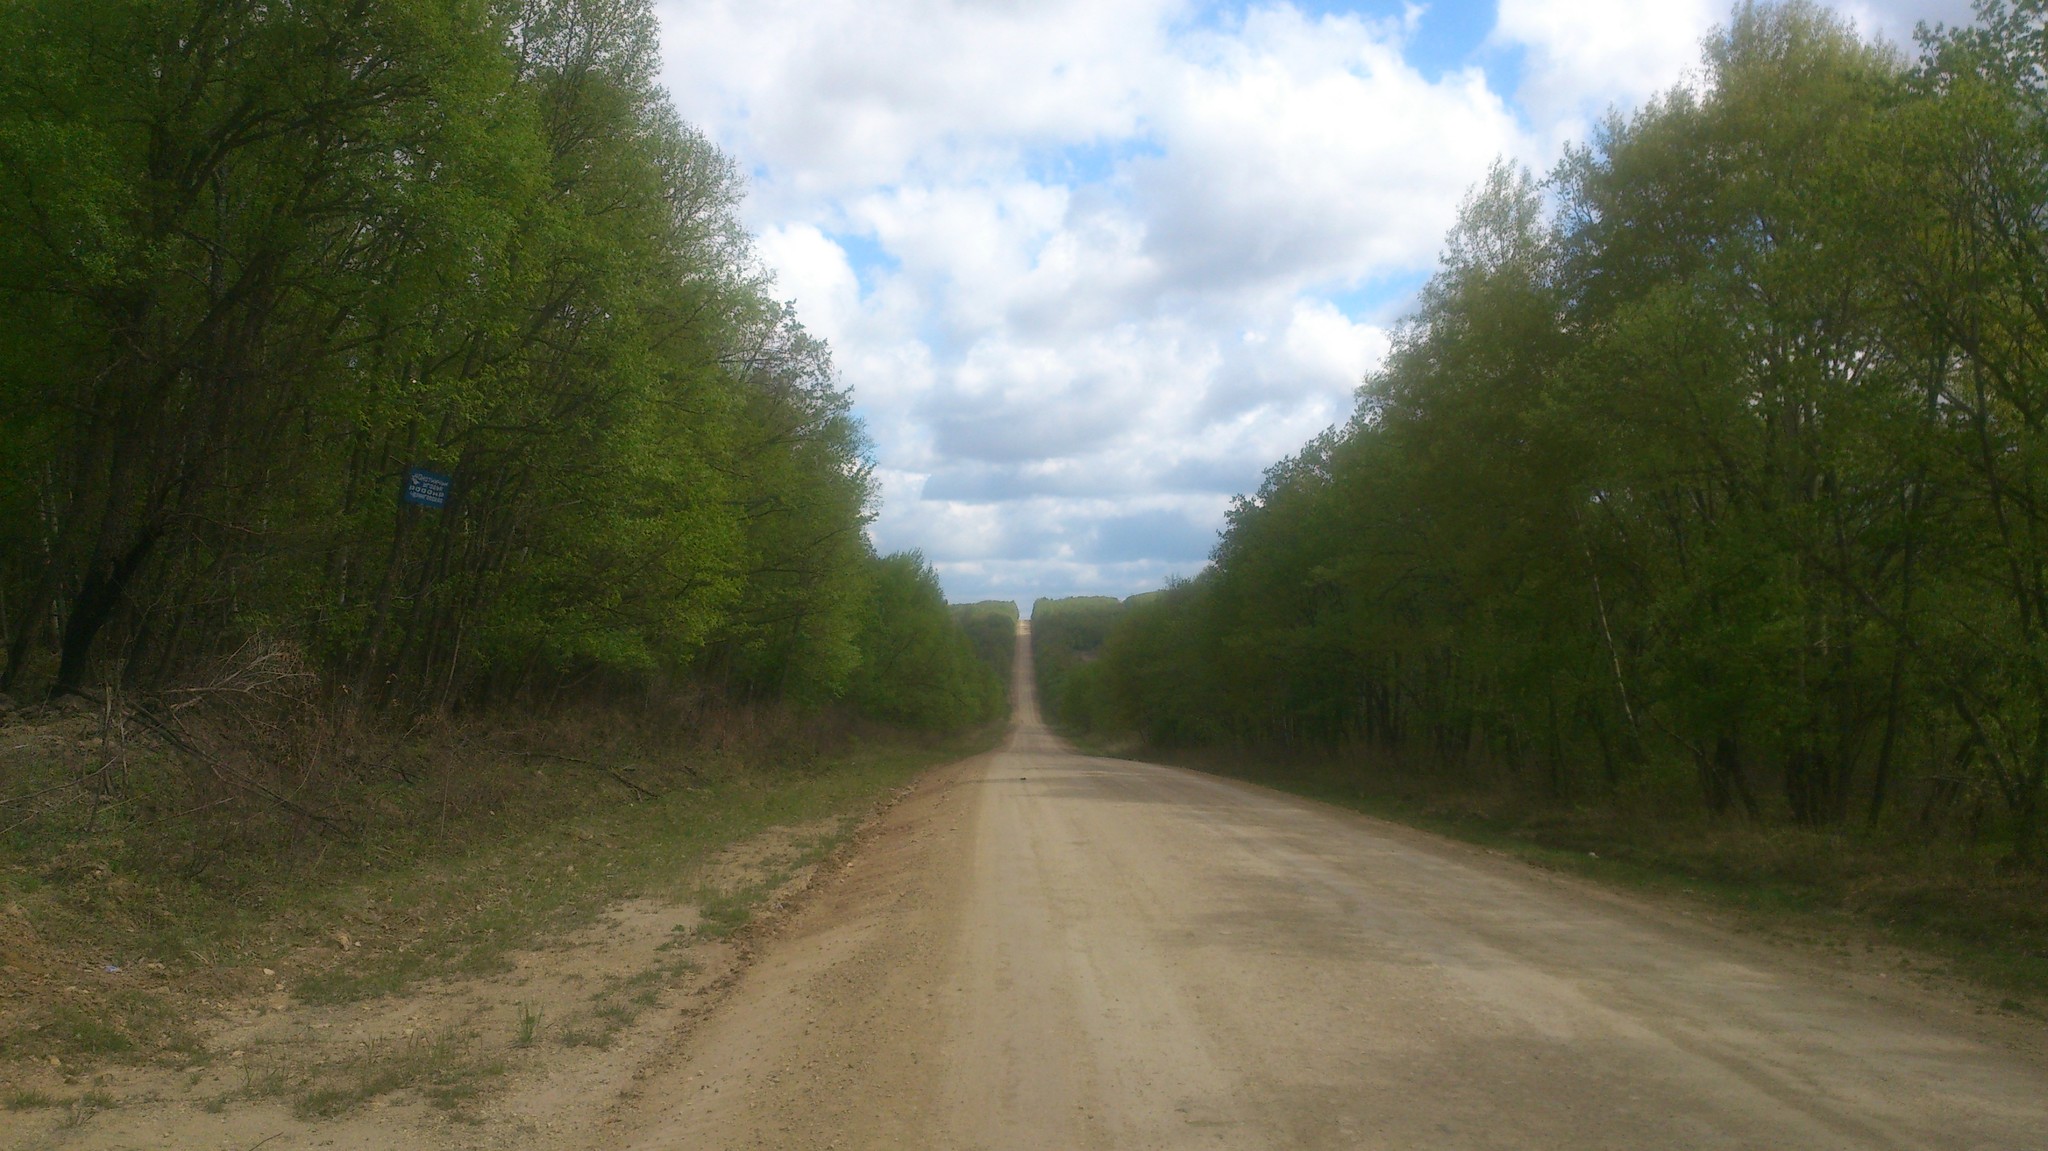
[619, 622, 2048, 1150]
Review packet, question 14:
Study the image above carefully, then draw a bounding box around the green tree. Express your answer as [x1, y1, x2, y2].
[0, 0, 900, 732]
[1089, 1, 2048, 864]
[850, 553, 1002, 730]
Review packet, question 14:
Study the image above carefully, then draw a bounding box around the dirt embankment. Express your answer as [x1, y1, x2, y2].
[0, 680, 977, 1151]
[0, 791, 924, 1150]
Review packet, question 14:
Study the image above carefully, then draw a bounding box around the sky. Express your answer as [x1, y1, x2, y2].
[652, 0, 1977, 610]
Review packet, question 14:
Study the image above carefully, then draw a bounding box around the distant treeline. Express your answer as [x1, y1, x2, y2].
[1030, 597, 1123, 732]
[953, 600, 1021, 683]
[1060, 2, 2048, 861]
[0, 0, 995, 731]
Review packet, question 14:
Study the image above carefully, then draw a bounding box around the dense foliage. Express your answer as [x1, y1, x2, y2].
[848, 557, 1007, 730]
[952, 600, 1020, 681]
[1078, 1, 2048, 863]
[0, 0, 991, 729]
[1029, 597, 1124, 731]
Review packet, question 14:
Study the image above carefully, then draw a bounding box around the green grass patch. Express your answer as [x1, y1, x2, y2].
[42, 1005, 132, 1056]
[57, 1089, 117, 1129]
[292, 1030, 506, 1119]
[691, 880, 771, 940]
[554, 953, 705, 1051]
[512, 1002, 541, 1048]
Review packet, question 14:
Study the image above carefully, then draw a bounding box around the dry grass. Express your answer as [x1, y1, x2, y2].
[289, 1029, 508, 1118]
[0, 654, 998, 1071]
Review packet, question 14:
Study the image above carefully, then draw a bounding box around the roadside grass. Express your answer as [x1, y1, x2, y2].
[558, 955, 704, 1050]
[513, 1002, 542, 1048]
[691, 884, 762, 941]
[36, 1004, 132, 1056]
[1132, 745, 2048, 1007]
[184, 1030, 507, 1119]
[0, 701, 1001, 1070]
[291, 1030, 508, 1119]
[688, 827, 845, 943]
[0, 988, 210, 1070]
[58, 1089, 116, 1129]
[286, 739, 962, 1006]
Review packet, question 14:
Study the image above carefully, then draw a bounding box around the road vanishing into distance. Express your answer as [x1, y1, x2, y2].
[619, 625, 2048, 1150]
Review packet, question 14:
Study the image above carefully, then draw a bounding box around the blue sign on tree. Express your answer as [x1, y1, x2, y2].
[403, 466, 452, 509]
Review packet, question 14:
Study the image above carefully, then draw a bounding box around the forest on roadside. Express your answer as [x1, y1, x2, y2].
[0, 0, 1002, 732]
[0, 0, 1012, 985]
[1052, 1, 2048, 884]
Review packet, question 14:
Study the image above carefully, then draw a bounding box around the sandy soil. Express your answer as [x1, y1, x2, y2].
[0, 816, 854, 1150]
[14, 628, 2048, 1149]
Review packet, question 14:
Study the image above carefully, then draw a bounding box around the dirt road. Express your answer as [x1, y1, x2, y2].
[36, 626, 2038, 1148]
[615, 628, 2048, 1150]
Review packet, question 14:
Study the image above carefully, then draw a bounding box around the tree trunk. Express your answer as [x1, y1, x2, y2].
[53, 528, 160, 696]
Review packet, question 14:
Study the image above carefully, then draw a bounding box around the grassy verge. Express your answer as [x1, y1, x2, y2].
[291, 1028, 510, 1118]
[0, 699, 1000, 1071]
[283, 734, 977, 1007]
[1114, 742, 2048, 1010]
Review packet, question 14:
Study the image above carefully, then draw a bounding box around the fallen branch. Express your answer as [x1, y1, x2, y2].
[512, 750, 664, 799]
[0, 777, 88, 808]
[120, 700, 352, 835]
[604, 766, 661, 801]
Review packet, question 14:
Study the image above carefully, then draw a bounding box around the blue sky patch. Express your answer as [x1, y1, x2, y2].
[827, 229, 900, 295]
[1321, 269, 1435, 324]
[1022, 136, 1163, 189]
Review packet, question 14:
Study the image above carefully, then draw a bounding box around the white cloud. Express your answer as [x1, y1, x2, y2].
[1282, 300, 1390, 385]
[663, 1, 1508, 602]
[1139, 6, 1517, 289]
[1833, 0, 1978, 44]
[663, 0, 1965, 605]
[1492, 0, 1981, 143]
[753, 224, 859, 346]
[1492, 0, 1720, 140]
[655, 0, 1168, 203]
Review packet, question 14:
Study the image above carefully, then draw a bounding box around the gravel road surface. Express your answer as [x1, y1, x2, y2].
[619, 626, 2048, 1150]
